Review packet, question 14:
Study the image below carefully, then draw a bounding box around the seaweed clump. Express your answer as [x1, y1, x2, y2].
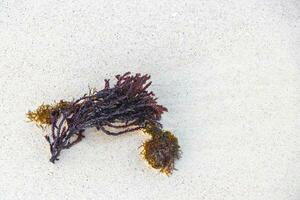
[27, 72, 181, 175]
[27, 100, 69, 128]
[142, 124, 181, 175]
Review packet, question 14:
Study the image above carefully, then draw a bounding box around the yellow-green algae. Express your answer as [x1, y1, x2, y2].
[26, 100, 69, 128]
[141, 124, 181, 175]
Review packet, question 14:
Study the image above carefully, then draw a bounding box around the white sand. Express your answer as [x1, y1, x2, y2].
[0, 0, 299, 199]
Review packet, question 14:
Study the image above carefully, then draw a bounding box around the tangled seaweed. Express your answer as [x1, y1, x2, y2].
[142, 124, 181, 175]
[27, 72, 181, 175]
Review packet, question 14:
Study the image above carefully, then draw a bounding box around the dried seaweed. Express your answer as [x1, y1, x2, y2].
[27, 100, 69, 128]
[27, 72, 181, 175]
[142, 124, 181, 175]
